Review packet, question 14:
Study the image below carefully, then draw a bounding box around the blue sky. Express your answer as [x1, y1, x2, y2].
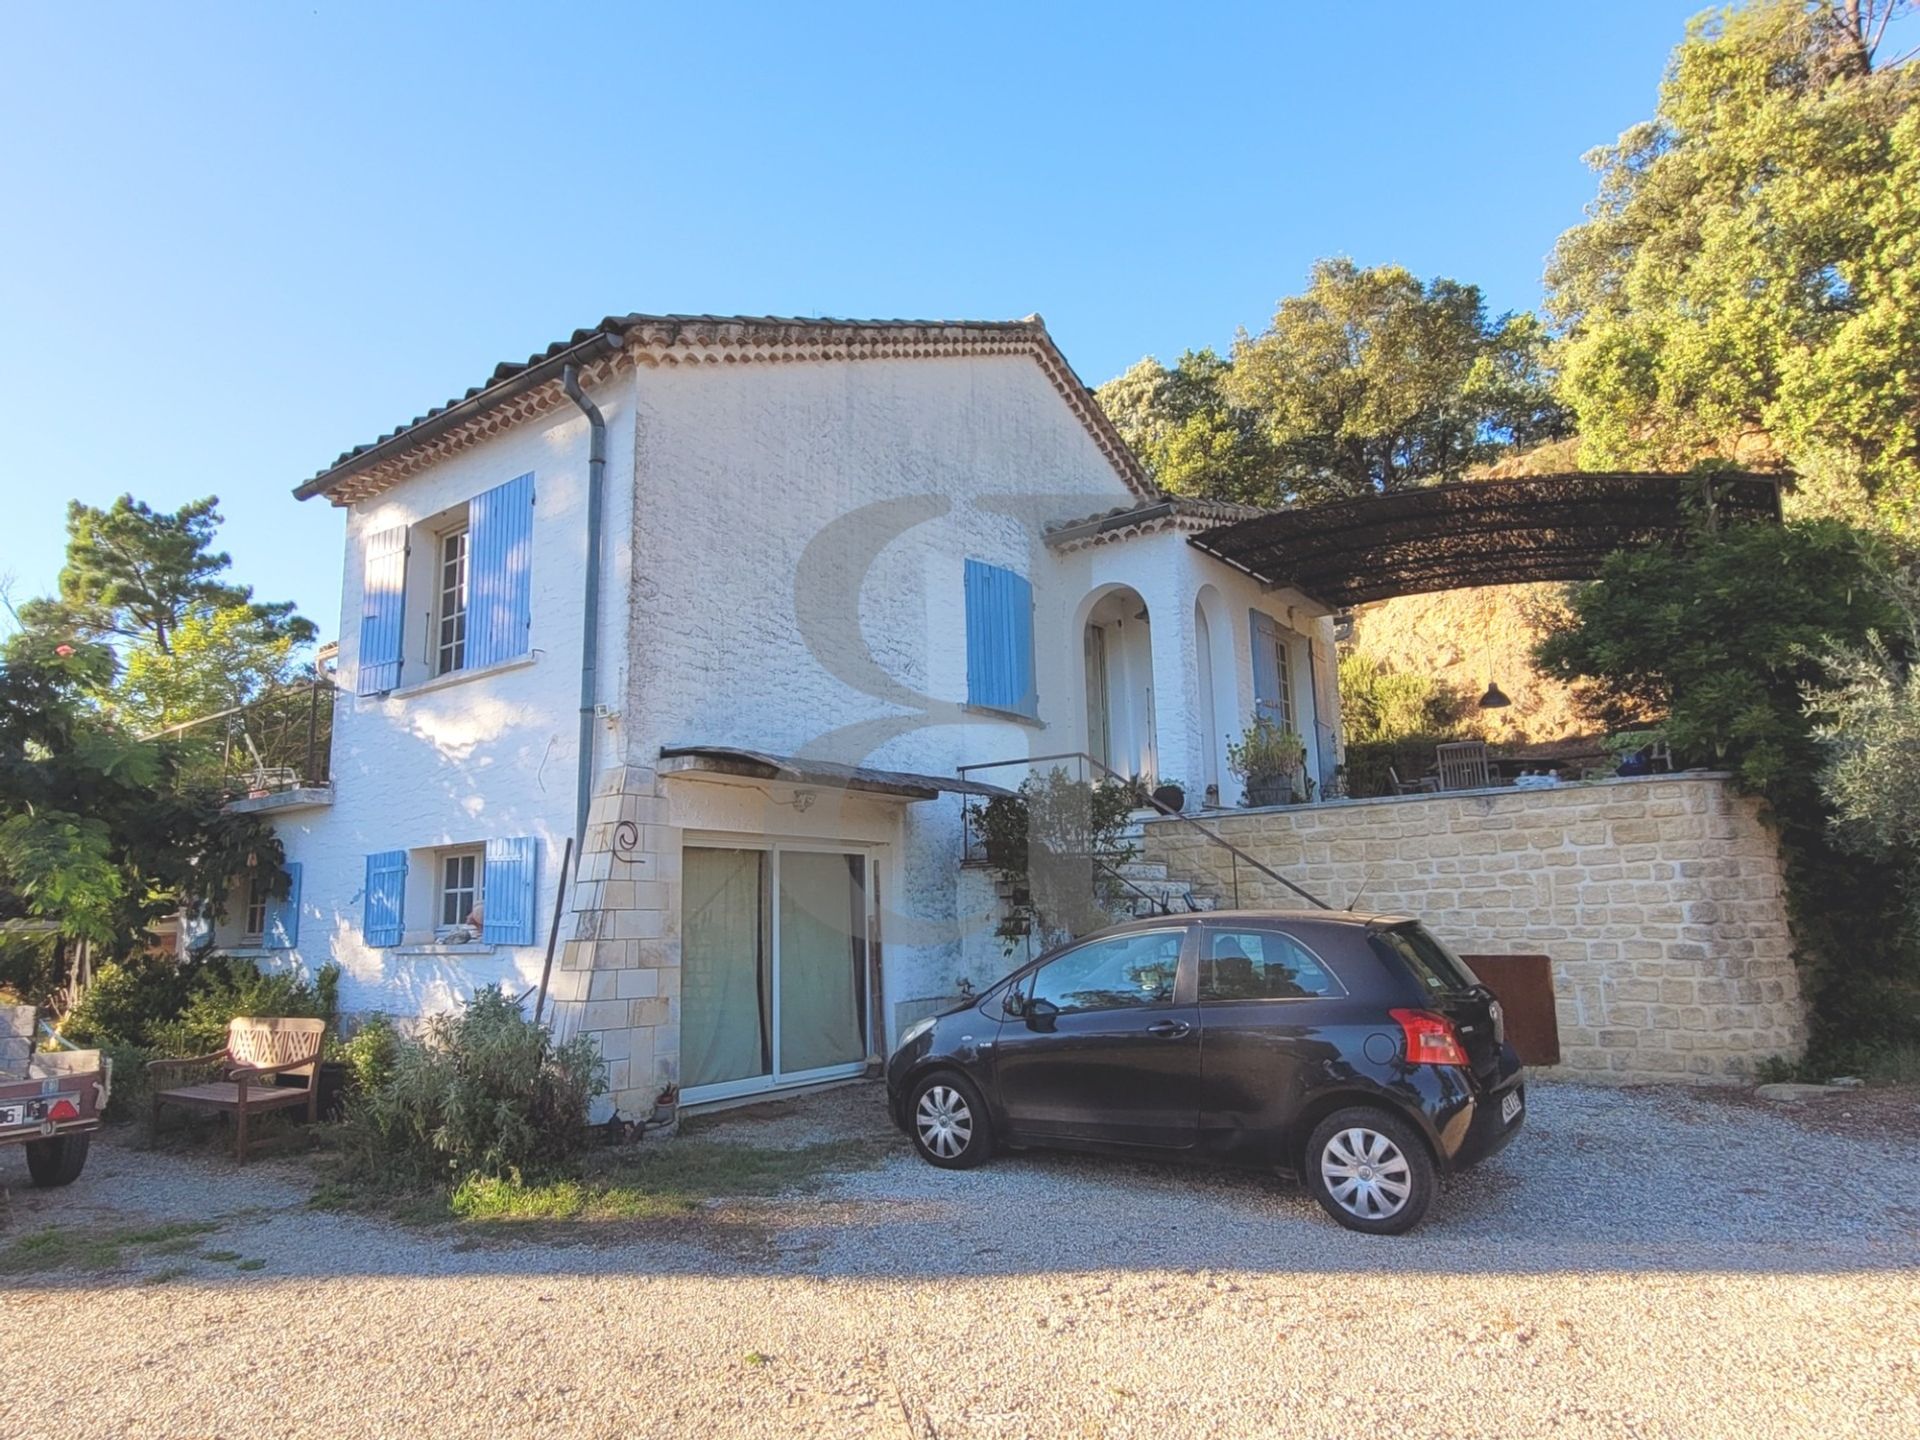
[0, 1, 1752, 644]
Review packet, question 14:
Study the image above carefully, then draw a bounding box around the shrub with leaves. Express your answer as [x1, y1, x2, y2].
[148, 958, 338, 1056]
[342, 986, 603, 1187]
[335, 1014, 401, 1094]
[970, 770, 1137, 950]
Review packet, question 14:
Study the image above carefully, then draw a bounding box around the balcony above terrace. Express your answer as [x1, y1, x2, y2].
[144, 678, 338, 817]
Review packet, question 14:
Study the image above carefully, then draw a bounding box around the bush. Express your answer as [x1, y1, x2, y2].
[147, 958, 338, 1056]
[1338, 652, 1474, 745]
[0, 931, 62, 1010]
[97, 1043, 156, 1122]
[336, 1013, 401, 1094]
[341, 986, 604, 1188]
[1342, 734, 1463, 799]
[969, 770, 1138, 948]
[59, 957, 201, 1048]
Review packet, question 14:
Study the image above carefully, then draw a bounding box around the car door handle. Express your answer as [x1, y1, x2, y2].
[1145, 1020, 1191, 1039]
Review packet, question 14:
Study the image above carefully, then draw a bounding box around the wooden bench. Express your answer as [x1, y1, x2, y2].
[150, 1017, 327, 1161]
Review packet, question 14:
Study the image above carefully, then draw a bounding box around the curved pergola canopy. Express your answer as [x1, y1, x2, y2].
[1188, 472, 1782, 608]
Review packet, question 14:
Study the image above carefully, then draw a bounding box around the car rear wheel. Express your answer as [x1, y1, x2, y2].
[1304, 1107, 1434, 1235]
[24, 1133, 91, 1188]
[908, 1073, 993, 1170]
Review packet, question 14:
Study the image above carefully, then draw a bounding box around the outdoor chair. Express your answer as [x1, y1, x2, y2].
[1387, 767, 1439, 796]
[1435, 741, 1493, 791]
[149, 1016, 326, 1161]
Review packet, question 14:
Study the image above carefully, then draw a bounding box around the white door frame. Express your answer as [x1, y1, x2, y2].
[680, 837, 878, 1107]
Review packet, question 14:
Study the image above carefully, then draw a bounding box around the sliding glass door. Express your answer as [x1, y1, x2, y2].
[682, 843, 872, 1104]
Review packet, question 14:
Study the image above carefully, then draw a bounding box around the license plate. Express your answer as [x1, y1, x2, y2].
[1501, 1090, 1523, 1124]
[0, 1100, 40, 1128]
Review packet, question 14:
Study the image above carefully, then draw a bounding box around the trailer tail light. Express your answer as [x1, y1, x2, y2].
[47, 1098, 79, 1122]
[1390, 1009, 1469, 1067]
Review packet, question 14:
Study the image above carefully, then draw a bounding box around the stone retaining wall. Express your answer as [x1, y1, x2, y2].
[1140, 774, 1804, 1082]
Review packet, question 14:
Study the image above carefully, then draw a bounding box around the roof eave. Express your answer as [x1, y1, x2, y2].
[292, 329, 626, 503]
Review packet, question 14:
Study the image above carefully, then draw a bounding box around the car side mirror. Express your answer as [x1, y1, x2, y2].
[1024, 997, 1060, 1033]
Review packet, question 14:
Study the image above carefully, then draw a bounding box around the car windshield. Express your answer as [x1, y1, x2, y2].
[1372, 923, 1481, 997]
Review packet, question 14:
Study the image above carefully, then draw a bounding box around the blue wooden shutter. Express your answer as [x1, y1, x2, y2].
[265, 862, 302, 949]
[466, 473, 535, 669]
[964, 560, 1037, 717]
[358, 525, 409, 695]
[363, 850, 408, 947]
[1249, 610, 1292, 729]
[482, 836, 539, 946]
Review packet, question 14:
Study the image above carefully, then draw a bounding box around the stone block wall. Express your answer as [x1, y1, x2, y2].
[1140, 773, 1804, 1082]
[550, 763, 681, 1122]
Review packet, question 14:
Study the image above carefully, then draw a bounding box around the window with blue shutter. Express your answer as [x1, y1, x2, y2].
[964, 559, 1037, 717]
[363, 850, 408, 947]
[358, 525, 409, 695]
[264, 862, 302, 950]
[466, 473, 535, 670]
[482, 836, 539, 946]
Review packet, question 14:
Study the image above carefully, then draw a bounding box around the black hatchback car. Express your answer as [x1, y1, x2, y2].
[886, 910, 1525, 1234]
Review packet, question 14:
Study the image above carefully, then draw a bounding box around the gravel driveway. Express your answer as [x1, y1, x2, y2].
[2, 1082, 1916, 1439]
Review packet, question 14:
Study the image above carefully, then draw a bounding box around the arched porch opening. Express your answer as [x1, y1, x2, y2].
[1193, 585, 1236, 807]
[1079, 584, 1156, 782]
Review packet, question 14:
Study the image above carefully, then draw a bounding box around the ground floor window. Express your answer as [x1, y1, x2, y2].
[681, 844, 871, 1101]
[242, 877, 269, 942]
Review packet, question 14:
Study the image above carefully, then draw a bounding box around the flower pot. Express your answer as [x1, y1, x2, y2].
[1244, 777, 1292, 807]
[1150, 783, 1186, 813]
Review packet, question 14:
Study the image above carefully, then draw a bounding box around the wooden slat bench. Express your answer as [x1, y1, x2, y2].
[149, 1016, 327, 1161]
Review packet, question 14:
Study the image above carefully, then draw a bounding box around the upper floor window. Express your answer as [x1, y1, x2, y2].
[356, 471, 535, 697]
[964, 559, 1037, 719]
[436, 524, 470, 676]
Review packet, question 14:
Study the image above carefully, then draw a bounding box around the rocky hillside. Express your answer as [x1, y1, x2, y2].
[1344, 583, 1593, 747]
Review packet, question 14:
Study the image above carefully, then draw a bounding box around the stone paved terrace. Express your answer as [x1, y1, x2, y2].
[1141, 773, 1804, 1082]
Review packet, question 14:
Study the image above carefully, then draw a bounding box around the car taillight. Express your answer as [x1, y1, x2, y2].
[1390, 1008, 1469, 1067]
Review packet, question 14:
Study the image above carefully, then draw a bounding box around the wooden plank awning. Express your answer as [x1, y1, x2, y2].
[1188, 472, 1783, 607]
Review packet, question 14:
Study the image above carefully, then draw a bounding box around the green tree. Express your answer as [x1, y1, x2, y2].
[20, 495, 310, 655]
[1095, 350, 1275, 503]
[1534, 515, 1916, 1058]
[1098, 262, 1565, 508]
[0, 630, 284, 951]
[1547, 0, 1920, 528]
[12, 495, 315, 722]
[1224, 259, 1566, 504]
[116, 603, 307, 732]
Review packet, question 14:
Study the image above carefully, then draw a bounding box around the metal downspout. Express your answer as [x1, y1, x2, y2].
[562, 364, 607, 844]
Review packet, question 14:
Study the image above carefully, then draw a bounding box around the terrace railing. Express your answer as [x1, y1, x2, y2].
[142, 676, 336, 800]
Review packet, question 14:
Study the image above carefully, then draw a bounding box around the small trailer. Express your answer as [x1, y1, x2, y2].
[1, 1005, 109, 1187]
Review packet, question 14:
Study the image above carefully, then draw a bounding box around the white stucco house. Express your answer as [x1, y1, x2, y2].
[227, 314, 1342, 1119]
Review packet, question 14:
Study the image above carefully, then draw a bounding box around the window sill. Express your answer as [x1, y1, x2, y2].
[963, 703, 1045, 729]
[394, 942, 497, 958]
[385, 652, 536, 700]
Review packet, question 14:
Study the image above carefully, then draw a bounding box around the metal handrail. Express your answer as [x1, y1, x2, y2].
[956, 749, 1332, 911]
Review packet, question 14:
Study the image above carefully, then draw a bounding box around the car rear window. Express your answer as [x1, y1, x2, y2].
[1198, 929, 1341, 1001]
[1370, 923, 1482, 998]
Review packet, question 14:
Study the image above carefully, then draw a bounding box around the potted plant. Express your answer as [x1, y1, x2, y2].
[1228, 714, 1306, 807]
